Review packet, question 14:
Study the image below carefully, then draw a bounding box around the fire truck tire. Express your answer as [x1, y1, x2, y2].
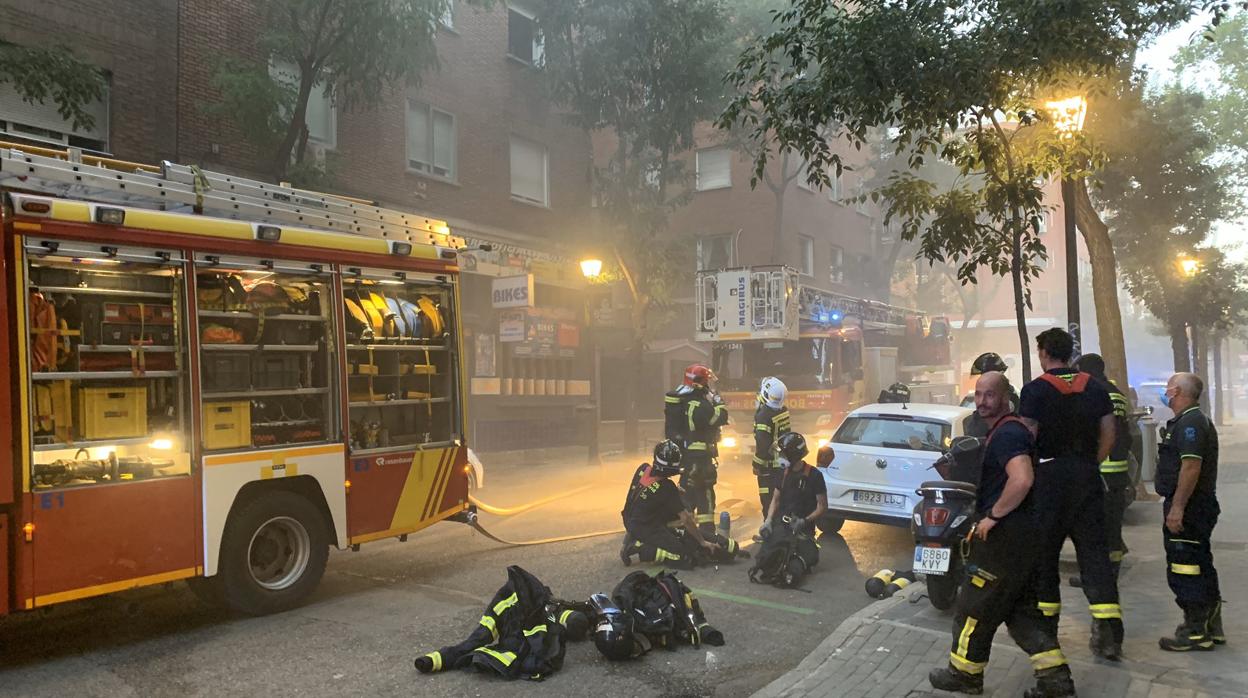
[817, 516, 845, 535]
[218, 490, 329, 616]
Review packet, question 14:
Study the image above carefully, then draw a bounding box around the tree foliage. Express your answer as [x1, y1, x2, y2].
[212, 0, 461, 182]
[720, 0, 1185, 379]
[1174, 13, 1248, 202]
[0, 40, 107, 132]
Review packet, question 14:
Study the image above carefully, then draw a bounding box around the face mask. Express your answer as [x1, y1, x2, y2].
[1162, 388, 1177, 410]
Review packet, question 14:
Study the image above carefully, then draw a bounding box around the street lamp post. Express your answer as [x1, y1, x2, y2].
[1047, 96, 1088, 355]
[580, 259, 604, 466]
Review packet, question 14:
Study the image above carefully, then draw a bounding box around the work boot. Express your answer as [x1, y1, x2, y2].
[1209, 600, 1226, 645]
[1090, 619, 1123, 661]
[928, 664, 984, 695]
[1159, 607, 1215, 652]
[619, 535, 635, 566]
[1023, 665, 1077, 698]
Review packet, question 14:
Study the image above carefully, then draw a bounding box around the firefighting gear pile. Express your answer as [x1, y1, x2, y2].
[749, 515, 819, 588]
[413, 566, 585, 681]
[415, 567, 724, 680]
[593, 570, 724, 661]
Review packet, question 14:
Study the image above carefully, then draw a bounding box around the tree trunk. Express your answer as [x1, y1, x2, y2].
[1169, 314, 1191, 373]
[1214, 334, 1225, 425]
[1193, 324, 1211, 410]
[272, 63, 318, 181]
[1073, 181, 1129, 388]
[623, 335, 641, 456]
[1227, 336, 1238, 419]
[1010, 227, 1032, 381]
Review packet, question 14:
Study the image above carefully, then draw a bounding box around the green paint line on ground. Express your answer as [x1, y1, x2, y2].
[690, 587, 817, 616]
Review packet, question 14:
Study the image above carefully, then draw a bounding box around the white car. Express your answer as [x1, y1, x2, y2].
[816, 403, 975, 533]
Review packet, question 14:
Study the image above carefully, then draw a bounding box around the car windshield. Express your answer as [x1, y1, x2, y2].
[832, 415, 951, 452]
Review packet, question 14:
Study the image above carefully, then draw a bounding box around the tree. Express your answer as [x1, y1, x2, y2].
[0, 40, 107, 132]
[212, 0, 459, 182]
[537, 0, 730, 453]
[720, 0, 1184, 381]
[1098, 88, 1230, 372]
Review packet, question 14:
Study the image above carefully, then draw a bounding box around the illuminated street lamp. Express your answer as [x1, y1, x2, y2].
[1047, 95, 1088, 354]
[1178, 255, 1201, 278]
[580, 258, 603, 279]
[579, 258, 604, 465]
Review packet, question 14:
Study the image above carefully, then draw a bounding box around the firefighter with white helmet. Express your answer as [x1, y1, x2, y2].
[753, 376, 792, 513]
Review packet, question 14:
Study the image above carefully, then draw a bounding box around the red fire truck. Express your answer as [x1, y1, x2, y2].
[0, 145, 473, 616]
[695, 266, 955, 455]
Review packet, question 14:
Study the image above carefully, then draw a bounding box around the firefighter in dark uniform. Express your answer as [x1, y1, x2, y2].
[620, 440, 720, 569]
[930, 371, 1074, 698]
[1156, 372, 1224, 651]
[753, 376, 792, 513]
[964, 352, 1020, 437]
[1073, 353, 1132, 584]
[1019, 328, 1123, 661]
[663, 364, 729, 536]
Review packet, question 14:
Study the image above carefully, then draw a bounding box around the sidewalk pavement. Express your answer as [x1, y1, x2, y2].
[755, 424, 1248, 698]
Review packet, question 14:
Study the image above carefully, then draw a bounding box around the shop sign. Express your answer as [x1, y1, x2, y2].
[492, 274, 534, 308]
[499, 311, 526, 342]
[557, 323, 580, 349]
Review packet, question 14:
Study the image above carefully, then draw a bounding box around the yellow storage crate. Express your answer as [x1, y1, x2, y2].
[76, 387, 148, 440]
[204, 401, 251, 450]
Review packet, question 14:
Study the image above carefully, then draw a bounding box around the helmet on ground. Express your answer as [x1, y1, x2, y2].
[970, 352, 1008, 375]
[777, 432, 809, 464]
[816, 445, 836, 468]
[589, 593, 637, 661]
[651, 440, 683, 477]
[759, 376, 788, 409]
[683, 364, 716, 389]
[1074, 353, 1106, 379]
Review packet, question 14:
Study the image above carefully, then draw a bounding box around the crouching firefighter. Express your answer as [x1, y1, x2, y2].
[620, 440, 723, 569]
[664, 364, 729, 536]
[750, 433, 826, 588]
[930, 371, 1075, 698]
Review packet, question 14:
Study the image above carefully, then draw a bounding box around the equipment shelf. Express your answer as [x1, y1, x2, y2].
[348, 396, 450, 408]
[32, 370, 180, 381]
[35, 286, 173, 299]
[200, 344, 319, 352]
[198, 310, 326, 322]
[203, 387, 330, 399]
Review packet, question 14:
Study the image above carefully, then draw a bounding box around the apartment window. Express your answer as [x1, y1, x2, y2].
[800, 235, 815, 277]
[696, 147, 732, 191]
[855, 178, 870, 215]
[270, 60, 335, 148]
[406, 101, 456, 180]
[510, 135, 549, 206]
[830, 245, 845, 284]
[0, 79, 109, 151]
[796, 158, 814, 192]
[828, 168, 842, 201]
[440, 0, 455, 29]
[915, 260, 930, 286]
[1036, 211, 1049, 235]
[697, 234, 736, 270]
[508, 4, 544, 66]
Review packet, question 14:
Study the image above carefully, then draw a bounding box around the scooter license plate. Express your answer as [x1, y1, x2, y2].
[914, 545, 952, 575]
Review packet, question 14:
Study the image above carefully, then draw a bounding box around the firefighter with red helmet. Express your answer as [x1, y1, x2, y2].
[664, 364, 729, 536]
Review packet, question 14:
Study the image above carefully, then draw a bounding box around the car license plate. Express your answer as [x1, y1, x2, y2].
[853, 490, 906, 508]
[914, 545, 952, 575]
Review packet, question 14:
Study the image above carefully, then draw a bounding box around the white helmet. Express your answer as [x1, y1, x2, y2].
[759, 376, 788, 409]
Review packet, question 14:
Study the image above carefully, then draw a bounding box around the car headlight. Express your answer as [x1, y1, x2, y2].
[721, 436, 738, 449]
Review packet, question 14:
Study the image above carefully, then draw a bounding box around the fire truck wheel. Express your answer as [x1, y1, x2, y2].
[816, 516, 845, 535]
[219, 490, 329, 616]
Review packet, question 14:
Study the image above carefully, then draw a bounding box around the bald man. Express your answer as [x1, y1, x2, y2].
[931, 372, 1074, 697]
[1156, 372, 1224, 651]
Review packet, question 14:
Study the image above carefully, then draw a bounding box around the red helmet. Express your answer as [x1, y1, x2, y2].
[683, 364, 716, 388]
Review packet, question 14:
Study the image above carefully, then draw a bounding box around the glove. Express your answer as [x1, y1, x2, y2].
[759, 521, 773, 539]
[789, 517, 808, 535]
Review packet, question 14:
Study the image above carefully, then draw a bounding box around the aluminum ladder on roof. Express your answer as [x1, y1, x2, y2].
[0, 145, 462, 248]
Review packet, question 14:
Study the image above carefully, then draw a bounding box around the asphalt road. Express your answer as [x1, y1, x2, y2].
[0, 455, 918, 697]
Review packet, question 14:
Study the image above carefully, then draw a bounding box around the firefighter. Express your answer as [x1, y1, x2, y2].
[965, 352, 1019, 436]
[1070, 353, 1132, 585]
[663, 364, 729, 536]
[753, 376, 792, 513]
[620, 440, 720, 569]
[751, 432, 825, 587]
[1156, 372, 1224, 651]
[930, 371, 1074, 697]
[1019, 328, 1123, 661]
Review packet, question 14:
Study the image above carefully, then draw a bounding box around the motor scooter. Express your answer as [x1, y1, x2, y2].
[911, 435, 981, 610]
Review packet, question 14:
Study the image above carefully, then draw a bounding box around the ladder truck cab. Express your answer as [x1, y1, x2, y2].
[695, 266, 955, 459]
